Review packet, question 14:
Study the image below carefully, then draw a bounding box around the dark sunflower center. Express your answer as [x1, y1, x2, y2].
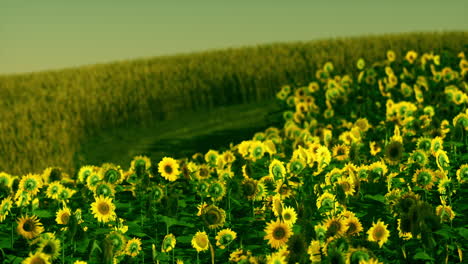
[373, 227, 384, 239]
[273, 226, 286, 240]
[283, 213, 291, 220]
[42, 243, 54, 254]
[23, 220, 35, 232]
[347, 223, 357, 233]
[327, 221, 341, 236]
[242, 181, 257, 196]
[61, 213, 70, 225]
[98, 203, 110, 214]
[205, 210, 221, 225]
[164, 165, 173, 174]
[199, 168, 209, 177]
[31, 256, 47, 264]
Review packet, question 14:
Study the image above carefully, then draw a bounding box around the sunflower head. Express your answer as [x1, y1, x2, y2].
[264, 219, 293, 249]
[125, 238, 142, 257]
[158, 157, 180, 182]
[94, 182, 115, 198]
[161, 233, 176, 252]
[207, 181, 226, 201]
[22, 252, 51, 264]
[100, 163, 123, 184]
[17, 215, 44, 240]
[91, 195, 116, 223]
[241, 178, 258, 200]
[55, 207, 71, 225]
[19, 174, 43, 196]
[77, 165, 96, 183]
[456, 164, 468, 183]
[215, 228, 237, 249]
[191, 231, 209, 252]
[367, 220, 390, 248]
[412, 168, 434, 190]
[384, 140, 404, 165]
[269, 159, 286, 181]
[130, 155, 151, 177]
[200, 204, 226, 229]
[38, 236, 61, 260]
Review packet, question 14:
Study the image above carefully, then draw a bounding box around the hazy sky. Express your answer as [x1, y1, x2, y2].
[0, 0, 467, 74]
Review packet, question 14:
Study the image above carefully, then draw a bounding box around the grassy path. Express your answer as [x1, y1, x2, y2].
[76, 99, 283, 170]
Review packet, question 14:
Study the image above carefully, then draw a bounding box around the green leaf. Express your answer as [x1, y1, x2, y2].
[457, 227, 468, 240]
[413, 251, 434, 261]
[34, 209, 52, 218]
[364, 194, 385, 203]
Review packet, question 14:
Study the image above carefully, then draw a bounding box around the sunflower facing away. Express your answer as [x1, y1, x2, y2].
[91, 195, 116, 223]
[125, 238, 142, 257]
[367, 220, 390, 248]
[158, 157, 180, 182]
[38, 236, 61, 261]
[162, 233, 176, 252]
[264, 219, 293, 249]
[215, 228, 237, 249]
[17, 215, 44, 240]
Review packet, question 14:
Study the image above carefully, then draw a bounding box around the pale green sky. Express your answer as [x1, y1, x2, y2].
[0, 0, 467, 74]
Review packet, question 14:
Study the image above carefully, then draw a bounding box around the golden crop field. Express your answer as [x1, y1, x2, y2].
[0, 32, 467, 176]
[0, 37, 467, 263]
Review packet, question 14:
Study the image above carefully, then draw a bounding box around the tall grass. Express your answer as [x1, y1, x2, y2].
[0, 31, 467, 175]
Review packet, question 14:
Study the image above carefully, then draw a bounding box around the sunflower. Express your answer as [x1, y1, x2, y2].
[90, 195, 116, 223]
[77, 165, 96, 183]
[99, 163, 123, 184]
[264, 219, 293, 249]
[405, 50, 417, 64]
[356, 58, 365, 70]
[430, 137, 443, 155]
[55, 207, 71, 225]
[0, 172, 14, 188]
[73, 261, 87, 264]
[130, 156, 151, 176]
[435, 150, 450, 171]
[412, 168, 434, 190]
[267, 253, 287, 264]
[316, 192, 336, 211]
[456, 164, 468, 183]
[0, 197, 12, 222]
[249, 141, 265, 161]
[367, 220, 390, 248]
[215, 228, 237, 249]
[194, 164, 211, 180]
[269, 159, 286, 181]
[335, 177, 355, 197]
[207, 181, 226, 201]
[45, 181, 63, 200]
[384, 140, 404, 165]
[38, 236, 61, 260]
[408, 150, 428, 166]
[19, 174, 43, 196]
[281, 206, 297, 226]
[397, 218, 412, 240]
[106, 231, 127, 256]
[308, 240, 323, 263]
[275, 180, 293, 198]
[200, 204, 226, 229]
[157, 157, 179, 182]
[271, 194, 284, 217]
[17, 215, 44, 240]
[344, 216, 363, 236]
[22, 251, 51, 264]
[241, 178, 258, 200]
[94, 182, 115, 198]
[387, 50, 396, 62]
[436, 205, 456, 222]
[86, 172, 102, 191]
[161, 233, 176, 252]
[191, 231, 209, 252]
[324, 217, 347, 238]
[204, 150, 219, 167]
[125, 238, 142, 257]
[332, 144, 350, 161]
[58, 187, 76, 201]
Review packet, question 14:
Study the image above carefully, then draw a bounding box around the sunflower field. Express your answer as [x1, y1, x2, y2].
[1, 49, 468, 264]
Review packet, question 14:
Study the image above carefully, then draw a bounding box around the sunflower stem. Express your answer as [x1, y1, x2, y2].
[197, 251, 200, 264]
[10, 220, 13, 248]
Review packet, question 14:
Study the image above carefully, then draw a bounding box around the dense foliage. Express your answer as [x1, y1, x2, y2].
[1, 48, 467, 264]
[0, 32, 467, 175]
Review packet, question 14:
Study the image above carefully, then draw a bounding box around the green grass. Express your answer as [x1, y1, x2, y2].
[0, 31, 467, 175]
[75, 99, 283, 170]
